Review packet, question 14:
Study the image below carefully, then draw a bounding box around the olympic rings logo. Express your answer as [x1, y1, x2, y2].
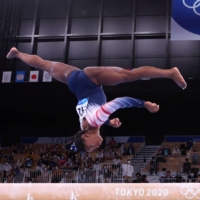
[182, 0, 200, 16]
[180, 186, 200, 199]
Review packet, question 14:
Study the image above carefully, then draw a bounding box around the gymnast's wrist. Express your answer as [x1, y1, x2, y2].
[103, 119, 110, 126]
[107, 119, 114, 126]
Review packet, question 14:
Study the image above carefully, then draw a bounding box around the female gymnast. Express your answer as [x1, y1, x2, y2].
[7, 47, 187, 152]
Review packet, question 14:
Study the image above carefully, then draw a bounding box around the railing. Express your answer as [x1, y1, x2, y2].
[148, 175, 200, 183]
[1, 167, 200, 183]
[160, 178, 199, 183]
[16, 170, 200, 183]
[23, 164, 125, 183]
[26, 169, 132, 183]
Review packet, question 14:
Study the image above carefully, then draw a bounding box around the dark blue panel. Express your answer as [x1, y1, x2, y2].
[20, 137, 39, 144]
[165, 135, 200, 142]
[127, 136, 145, 143]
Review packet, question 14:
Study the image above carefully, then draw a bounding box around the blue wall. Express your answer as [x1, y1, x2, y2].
[165, 135, 200, 142]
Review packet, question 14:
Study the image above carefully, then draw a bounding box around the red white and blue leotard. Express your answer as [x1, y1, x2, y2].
[67, 70, 145, 130]
[85, 96, 144, 129]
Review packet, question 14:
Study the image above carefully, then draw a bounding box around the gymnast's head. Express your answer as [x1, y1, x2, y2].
[73, 129, 103, 153]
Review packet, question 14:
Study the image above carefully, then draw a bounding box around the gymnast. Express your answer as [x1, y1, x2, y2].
[7, 47, 187, 152]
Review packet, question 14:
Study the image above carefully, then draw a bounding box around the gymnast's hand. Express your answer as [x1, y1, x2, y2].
[144, 101, 159, 113]
[109, 118, 122, 128]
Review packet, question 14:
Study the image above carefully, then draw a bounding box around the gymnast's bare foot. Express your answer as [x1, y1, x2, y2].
[171, 67, 187, 90]
[6, 47, 18, 59]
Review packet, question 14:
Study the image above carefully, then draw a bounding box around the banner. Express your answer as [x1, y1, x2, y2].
[43, 71, 52, 82]
[29, 71, 39, 82]
[0, 183, 200, 200]
[20, 137, 69, 144]
[15, 71, 25, 82]
[165, 135, 200, 142]
[105, 136, 145, 144]
[2, 71, 12, 83]
[171, 0, 200, 40]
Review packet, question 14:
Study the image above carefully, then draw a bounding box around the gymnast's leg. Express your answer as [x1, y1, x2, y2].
[84, 66, 187, 89]
[6, 47, 80, 83]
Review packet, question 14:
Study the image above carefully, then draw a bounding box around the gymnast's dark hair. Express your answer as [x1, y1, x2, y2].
[65, 130, 88, 153]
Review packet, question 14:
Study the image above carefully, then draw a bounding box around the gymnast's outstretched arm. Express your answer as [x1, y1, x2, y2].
[86, 97, 159, 128]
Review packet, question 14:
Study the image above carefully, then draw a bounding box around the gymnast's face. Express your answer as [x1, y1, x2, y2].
[81, 129, 103, 152]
